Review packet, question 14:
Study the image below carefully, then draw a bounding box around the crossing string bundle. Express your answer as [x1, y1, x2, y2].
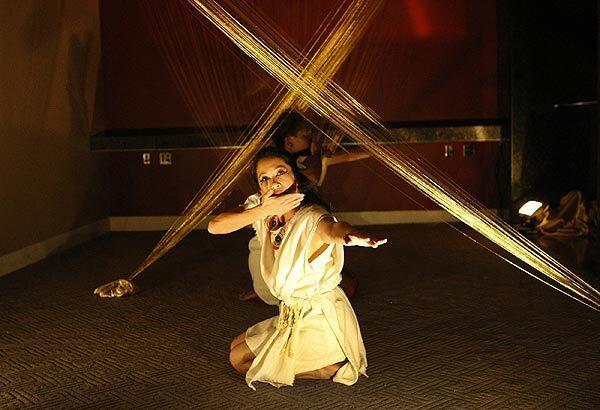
[95, 0, 600, 312]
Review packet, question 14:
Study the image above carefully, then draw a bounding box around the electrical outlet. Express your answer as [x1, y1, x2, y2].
[159, 152, 173, 165]
[444, 144, 454, 157]
[142, 153, 151, 165]
[463, 143, 476, 157]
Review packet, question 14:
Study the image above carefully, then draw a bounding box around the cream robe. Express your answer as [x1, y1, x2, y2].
[244, 204, 367, 389]
[244, 194, 279, 305]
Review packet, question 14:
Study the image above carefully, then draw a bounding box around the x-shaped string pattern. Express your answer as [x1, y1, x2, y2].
[94, 0, 383, 298]
[191, 0, 600, 309]
[96, 0, 599, 311]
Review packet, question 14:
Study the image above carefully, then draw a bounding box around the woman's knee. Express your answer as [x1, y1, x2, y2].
[229, 349, 244, 373]
[229, 342, 254, 373]
[230, 332, 246, 351]
[229, 341, 255, 374]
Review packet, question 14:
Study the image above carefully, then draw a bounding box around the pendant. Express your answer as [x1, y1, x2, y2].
[274, 233, 283, 245]
[268, 216, 282, 231]
[268, 216, 286, 249]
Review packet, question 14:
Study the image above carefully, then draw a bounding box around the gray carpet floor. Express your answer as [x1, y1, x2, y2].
[1, 224, 599, 408]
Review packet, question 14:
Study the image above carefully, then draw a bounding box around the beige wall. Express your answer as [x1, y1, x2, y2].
[0, 0, 107, 255]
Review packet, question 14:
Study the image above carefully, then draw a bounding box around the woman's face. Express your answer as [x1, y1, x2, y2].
[284, 126, 312, 154]
[256, 156, 296, 196]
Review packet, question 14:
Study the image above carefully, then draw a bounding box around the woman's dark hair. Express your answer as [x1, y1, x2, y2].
[252, 146, 331, 212]
[271, 111, 310, 151]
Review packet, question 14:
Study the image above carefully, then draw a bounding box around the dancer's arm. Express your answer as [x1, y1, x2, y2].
[327, 148, 370, 166]
[207, 206, 265, 235]
[208, 192, 304, 234]
[298, 155, 321, 184]
[300, 149, 369, 182]
[316, 217, 387, 248]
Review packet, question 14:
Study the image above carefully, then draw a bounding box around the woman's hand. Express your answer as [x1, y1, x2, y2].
[343, 231, 387, 248]
[316, 219, 387, 247]
[259, 189, 304, 217]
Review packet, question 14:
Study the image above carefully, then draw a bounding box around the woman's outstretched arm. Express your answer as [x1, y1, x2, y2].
[316, 217, 387, 248]
[208, 206, 266, 235]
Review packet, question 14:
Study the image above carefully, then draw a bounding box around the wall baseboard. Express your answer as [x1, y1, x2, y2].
[1, 209, 505, 277]
[0, 219, 110, 277]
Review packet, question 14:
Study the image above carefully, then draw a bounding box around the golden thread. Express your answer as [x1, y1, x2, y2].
[181, 0, 600, 309]
[96, 0, 599, 311]
[94, 0, 382, 297]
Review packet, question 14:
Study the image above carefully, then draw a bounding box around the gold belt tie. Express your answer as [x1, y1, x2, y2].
[276, 302, 308, 358]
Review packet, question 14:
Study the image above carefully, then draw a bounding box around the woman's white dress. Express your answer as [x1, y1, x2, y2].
[242, 201, 367, 389]
[244, 194, 279, 305]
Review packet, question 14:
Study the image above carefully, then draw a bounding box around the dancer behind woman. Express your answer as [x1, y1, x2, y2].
[271, 111, 370, 184]
[208, 147, 386, 389]
[240, 111, 370, 303]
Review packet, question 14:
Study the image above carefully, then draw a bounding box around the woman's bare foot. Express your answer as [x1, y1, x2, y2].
[239, 289, 259, 301]
[339, 273, 358, 298]
[296, 361, 345, 380]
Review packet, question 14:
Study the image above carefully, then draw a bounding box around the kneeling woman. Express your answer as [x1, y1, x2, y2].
[208, 147, 386, 389]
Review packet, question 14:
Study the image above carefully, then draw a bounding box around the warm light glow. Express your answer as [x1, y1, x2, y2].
[519, 201, 543, 217]
[96, 0, 600, 312]
[95, 0, 382, 298]
[182, 0, 600, 310]
[407, 0, 432, 37]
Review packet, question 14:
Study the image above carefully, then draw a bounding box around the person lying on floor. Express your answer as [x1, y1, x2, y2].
[208, 147, 386, 388]
[240, 111, 370, 303]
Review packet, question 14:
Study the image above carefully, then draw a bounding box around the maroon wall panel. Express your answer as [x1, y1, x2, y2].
[107, 141, 503, 216]
[99, 0, 499, 129]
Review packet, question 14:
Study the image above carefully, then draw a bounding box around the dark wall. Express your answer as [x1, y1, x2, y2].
[99, 0, 499, 130]
[0, 0, 107, 255]
[510, 0, 598, 205]
[97, 0, 508, 215]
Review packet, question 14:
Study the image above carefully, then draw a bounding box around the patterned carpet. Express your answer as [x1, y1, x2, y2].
[1, 224, 599, 408]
